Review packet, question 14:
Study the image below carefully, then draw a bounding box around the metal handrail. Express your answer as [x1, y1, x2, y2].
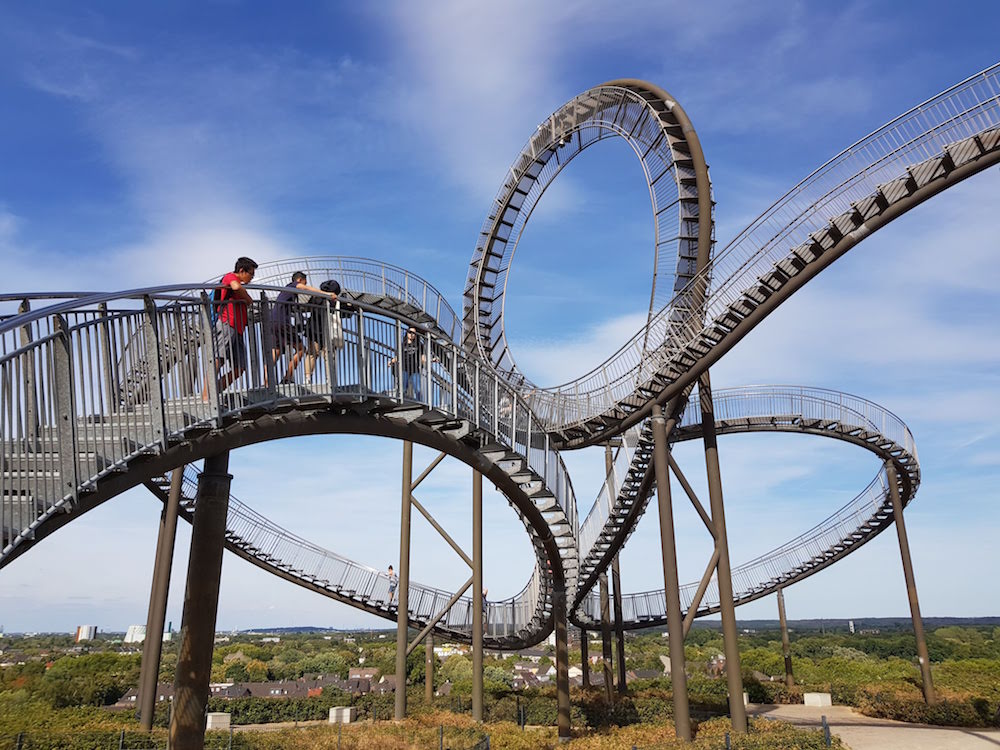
[574, 383, 920, 623]
[213, 256, 462, 342]
[164, 466, 545, 640]
[464, 81, 708, 402]
[0, 288, 578, 632]
[576, 385, 916, 566]
[513, 62, 1000, 434]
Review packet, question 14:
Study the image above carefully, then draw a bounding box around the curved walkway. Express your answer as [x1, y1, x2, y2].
[0, 286, 578, 648]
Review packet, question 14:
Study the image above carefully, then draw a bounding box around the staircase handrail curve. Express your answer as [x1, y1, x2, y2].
[0, 285, 578, 597]
[573, 390, 919, 625]
[514, 62, 1000, 435]
[164, 466, 546, 639]
[575, 384, 917, 568]
[576, 466, 900, 626]
[207, 256, 462, 343]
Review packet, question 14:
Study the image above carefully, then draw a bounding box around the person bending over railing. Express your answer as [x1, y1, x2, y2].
[202, 256, 257, 401]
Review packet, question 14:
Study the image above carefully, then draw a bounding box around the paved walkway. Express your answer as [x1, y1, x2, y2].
[749, 704, 1000, 749]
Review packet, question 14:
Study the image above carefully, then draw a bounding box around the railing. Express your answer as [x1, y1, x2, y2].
[165, 464, 548, 639]
[576, 385, 916, 569]
[0, 287, 577, 588]
[576, 424, 644, 564]
[232, 256, 461, 342]
[573, 384, 918, 622]
[520, 62, 1000, 432]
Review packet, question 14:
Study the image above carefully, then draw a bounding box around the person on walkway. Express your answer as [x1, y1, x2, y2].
[203, 256, 257, 401]
[302, 279, 342, 385]
[387, 565, 398, 606]
[271, 271, 337, 385]
[390, 327, 425, 401]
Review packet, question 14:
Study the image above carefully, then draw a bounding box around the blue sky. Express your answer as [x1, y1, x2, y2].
[1, 1, 998, 633]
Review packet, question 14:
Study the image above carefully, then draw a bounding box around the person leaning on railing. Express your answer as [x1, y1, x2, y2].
[300, 279, 342, 385]
[202, 256, 257, 401]
[270, 271, 338, 385]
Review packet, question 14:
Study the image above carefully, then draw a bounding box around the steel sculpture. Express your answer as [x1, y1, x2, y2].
[3, 61, 1000, 743]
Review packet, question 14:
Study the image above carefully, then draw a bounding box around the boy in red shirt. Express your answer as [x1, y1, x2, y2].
[202, 256, 258, 402]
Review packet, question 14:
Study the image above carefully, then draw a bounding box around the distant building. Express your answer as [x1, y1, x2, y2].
[124, 625, 146, 644]
[849, 620, 856, 634]
[75, 625, 97, 642]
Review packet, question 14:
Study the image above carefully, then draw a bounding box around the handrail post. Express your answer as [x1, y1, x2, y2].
[142, 297, 168, 449]
[450, 346, 458, 415]
[51, 314, 79, 508]
[395, 319, 404, 401]
[97, 302, 117, 414]
[246, 298, 262, 391]
[259, 292, 277, 395]
[356, 310, 367, 395]
[18, 299, 40, 451]
[198, 293, 221, 425]
[424, 329, 432, 407]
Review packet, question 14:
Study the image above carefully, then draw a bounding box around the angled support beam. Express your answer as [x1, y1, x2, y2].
[139, 467, 184, 730]
[412, 451, 447, 491]
[681, 546, 721, 639]
[667, 452, 716, 539]
[887, 460, 935, 705]
[410, 495, 473, 568]
[407, 577, 473, 656]
[777, 587, 794, 688]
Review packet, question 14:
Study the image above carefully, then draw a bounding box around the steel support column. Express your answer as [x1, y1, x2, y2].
[170, 453, 232, 750]
[394, 441, 413, 720]
[776, 587, 794, 688]
[599, 573, 614, 700]
[699, 373, 747, 733]
[425, 631, 434, 704]
[472, 469, 484, 722]
[139, 468, 184, 730]
[652, 404, 691, 741]
[580, 628, 590, 688]
[887, 461, 936, 704]
[606, 443, 627, 694]
[554, 586, 571, 742]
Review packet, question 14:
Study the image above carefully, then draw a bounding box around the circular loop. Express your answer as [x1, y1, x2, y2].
[464, 80, 713, 438]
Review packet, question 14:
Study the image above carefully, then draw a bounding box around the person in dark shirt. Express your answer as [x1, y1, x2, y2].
[270, 271, 337, 385]
[389, 327, 425, 400]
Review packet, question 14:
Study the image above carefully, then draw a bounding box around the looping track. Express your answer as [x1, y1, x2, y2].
[2, 62, 999, 644]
